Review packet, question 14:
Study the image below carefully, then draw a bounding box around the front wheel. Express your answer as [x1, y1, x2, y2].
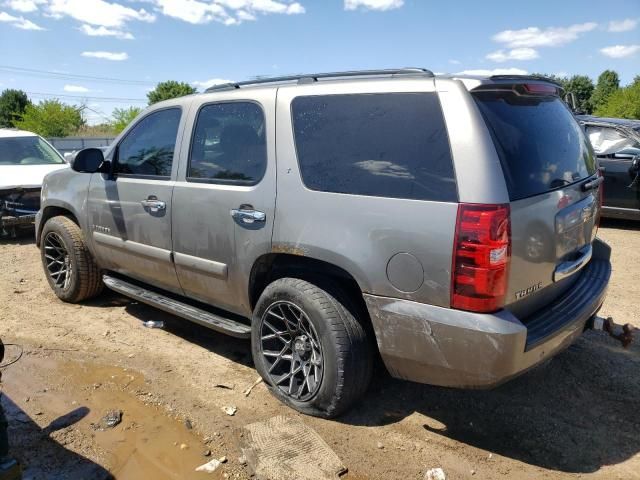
[40, 216, 103, 303]
[252, 277, 373, 418]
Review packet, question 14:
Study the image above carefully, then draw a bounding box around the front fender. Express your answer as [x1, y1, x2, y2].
[37, 169, 92, 245]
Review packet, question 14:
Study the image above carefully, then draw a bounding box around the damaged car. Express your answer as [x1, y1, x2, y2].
[577, 115, 640, 221]
[36, 70, 632, 417]
[0, 128, 67, 236]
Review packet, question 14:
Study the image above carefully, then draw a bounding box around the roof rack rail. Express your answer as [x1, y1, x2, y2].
[205, 68, 434, 92]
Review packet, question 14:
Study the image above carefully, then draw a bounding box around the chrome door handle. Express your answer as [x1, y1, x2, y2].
[231, 208, 266, 224]
[553, 244, 592, 282]
[141, 198, 166, 212]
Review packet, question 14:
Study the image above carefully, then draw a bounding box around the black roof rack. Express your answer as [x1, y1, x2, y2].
[205, 68, 434, 92]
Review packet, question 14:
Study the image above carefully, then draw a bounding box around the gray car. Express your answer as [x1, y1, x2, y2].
[36, 69, 611, 417]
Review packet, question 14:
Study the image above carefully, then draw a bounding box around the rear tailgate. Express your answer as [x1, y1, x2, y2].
[472, 83, 600, 318]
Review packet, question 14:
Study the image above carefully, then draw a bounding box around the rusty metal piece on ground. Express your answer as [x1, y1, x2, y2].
[239, 415, 346, 480]
[603, 317, 634, 348]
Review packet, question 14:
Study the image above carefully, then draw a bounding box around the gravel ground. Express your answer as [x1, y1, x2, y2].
[0, 218, 638, 480]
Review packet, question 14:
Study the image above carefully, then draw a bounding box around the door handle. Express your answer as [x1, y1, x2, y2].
[553, 244, 592, 282]
[141, 197, 166, 213]
[231, 207, 266, 224]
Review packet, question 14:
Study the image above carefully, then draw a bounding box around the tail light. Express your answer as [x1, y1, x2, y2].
[451, 204, 511, 313]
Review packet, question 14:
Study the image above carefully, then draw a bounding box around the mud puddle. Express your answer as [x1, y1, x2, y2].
[1, 351, 221, 479]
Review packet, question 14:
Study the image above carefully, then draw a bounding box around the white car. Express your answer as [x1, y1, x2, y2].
[1, 128, 68, 235]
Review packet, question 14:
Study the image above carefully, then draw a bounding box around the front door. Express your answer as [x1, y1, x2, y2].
[87, 106, 186, 294]
[585, 124, 640, 210]
[172, 92, 276, 317]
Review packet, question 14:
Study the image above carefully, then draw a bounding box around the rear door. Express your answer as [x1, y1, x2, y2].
[172, 91, 276, 317]
[87, 106, 186, 294]
[472, 84, 600, 318]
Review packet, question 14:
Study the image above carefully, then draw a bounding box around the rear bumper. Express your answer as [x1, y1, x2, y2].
[364, 238, 612, 388]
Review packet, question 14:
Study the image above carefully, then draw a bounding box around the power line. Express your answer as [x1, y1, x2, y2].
[26, 91, 147, 103]
[0, 65, 156, 86]
[82, 105, 113, 123]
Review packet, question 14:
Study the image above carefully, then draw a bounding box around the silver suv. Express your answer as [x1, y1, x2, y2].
[36, 69, 611, 417]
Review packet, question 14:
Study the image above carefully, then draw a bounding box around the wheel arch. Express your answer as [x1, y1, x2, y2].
[37, 204, 80, 247]
[248, 253, 376, 344]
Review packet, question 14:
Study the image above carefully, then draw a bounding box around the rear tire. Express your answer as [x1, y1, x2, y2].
[252, 277, 373, 418]
[40, 216, 103, 303]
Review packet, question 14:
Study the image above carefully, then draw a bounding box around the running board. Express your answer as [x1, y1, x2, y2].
[102, 274, 251, 339]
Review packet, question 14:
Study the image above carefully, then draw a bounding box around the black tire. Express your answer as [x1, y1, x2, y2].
[40, 216, 103, 303]
[252, 277, 373, 418]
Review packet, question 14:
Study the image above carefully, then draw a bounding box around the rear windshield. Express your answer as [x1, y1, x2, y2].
[291, 93, 457, 202]
[473, 90, 595, 200]
[0, 136, 64, 166]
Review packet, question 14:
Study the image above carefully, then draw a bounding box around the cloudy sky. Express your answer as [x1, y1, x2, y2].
[0, 0, 638, 124]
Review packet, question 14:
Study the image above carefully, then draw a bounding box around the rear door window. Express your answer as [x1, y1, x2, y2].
[188, 102, 267, 185]
[473, 90, 595, 200]
[291, 93, 457, 202]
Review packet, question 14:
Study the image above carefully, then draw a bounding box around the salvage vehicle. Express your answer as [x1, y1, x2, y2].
[0, 129, 67, 236]
[37, 69, 617, 417]
[577, 115, 640, 221]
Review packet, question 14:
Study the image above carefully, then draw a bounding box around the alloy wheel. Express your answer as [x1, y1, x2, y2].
[260, 301, 324, 401]
[44, 232, 72, 290]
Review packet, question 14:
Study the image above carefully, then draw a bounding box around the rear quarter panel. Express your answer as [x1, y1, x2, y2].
[274, 79, 459, 307]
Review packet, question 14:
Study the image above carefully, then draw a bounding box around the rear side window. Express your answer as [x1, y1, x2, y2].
[188, 102, 267, 185]
[116, 108, 181, 178]
[473, 90, 596, 200]
[291, 93, 457, 202]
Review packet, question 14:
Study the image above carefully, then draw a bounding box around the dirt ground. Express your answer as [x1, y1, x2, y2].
[1, 219, 639, 480]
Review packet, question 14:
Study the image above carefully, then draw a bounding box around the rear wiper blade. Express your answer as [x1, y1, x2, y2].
[581, 176, 604, 191]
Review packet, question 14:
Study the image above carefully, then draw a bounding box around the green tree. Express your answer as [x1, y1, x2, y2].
[563, 75, 594, 114]
[111, 106, 142, 133]
[0, 89, 31, 127]
[590, 70, 620, 112]
[14, 99, 84, 137]
[595, 81, 640, 119]
[147, 81, 196, 105]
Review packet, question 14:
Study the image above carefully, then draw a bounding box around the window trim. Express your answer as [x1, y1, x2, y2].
[186, 99, 268, 187]
[289, 92, 458, 202]
[112, 105, 183, 180]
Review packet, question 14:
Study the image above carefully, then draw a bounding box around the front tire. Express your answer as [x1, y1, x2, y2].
[40, 216, 103, 303]
[252, 277, 373, 418]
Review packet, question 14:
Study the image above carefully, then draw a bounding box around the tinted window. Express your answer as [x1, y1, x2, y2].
[0, 136, 64, 165]
[291, 93, 457, 202]
[473, 91, 595, 200]
[188, 102, 266, 185]
[116, 108, 181, 177]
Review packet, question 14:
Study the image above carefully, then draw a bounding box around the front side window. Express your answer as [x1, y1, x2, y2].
[188, 102, 267, 185]
[585, 126, 638, 156]
[0, 136, 64, 165]
[291, 93, 457, 202]
[115, 108, 181, 177]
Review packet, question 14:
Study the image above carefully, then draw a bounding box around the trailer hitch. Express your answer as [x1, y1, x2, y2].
[590, 316, 634, 348]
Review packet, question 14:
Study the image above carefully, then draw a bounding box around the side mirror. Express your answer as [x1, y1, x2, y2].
[71, 148, 106, 173]
[614, 147, 640, 160]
